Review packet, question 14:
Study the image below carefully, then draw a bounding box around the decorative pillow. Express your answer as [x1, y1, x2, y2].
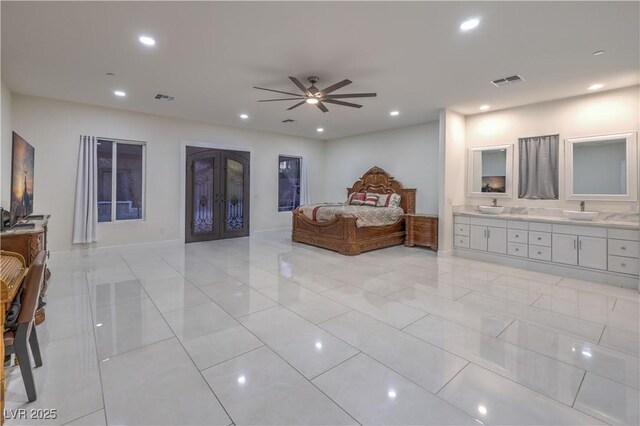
[347, 192, 367, 205]
[388, 193, 402, 208]
[376, 193, 392, 207]
[362, 194, 378, 207]
[375, 193, 401, 208]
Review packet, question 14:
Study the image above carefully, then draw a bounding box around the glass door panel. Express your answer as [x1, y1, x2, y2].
[225, 159, 244, 231]
[193, 157, 215, 234]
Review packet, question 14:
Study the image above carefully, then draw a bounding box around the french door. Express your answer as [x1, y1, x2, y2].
[185, 147, 250, 243]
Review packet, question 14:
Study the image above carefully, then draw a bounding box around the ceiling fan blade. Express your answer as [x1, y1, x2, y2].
[287, 101, 306, 110]
[320, 79, 352, 95]
[258, 97, 305, 102]
[289, 77, 311, 95]
[323, 99, 362, 108]
[323, 93, 377, 99]
[254, 86, 303, 97]
[316, 102, 329, 113]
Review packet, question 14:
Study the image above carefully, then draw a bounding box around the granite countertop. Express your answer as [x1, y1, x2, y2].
[453, 206, 639, 230]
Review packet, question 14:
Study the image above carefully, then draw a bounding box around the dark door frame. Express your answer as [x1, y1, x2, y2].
[185, 146, 250, 243]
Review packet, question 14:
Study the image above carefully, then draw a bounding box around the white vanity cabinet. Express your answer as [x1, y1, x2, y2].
[453, 213, 638, 287]
[552, 225, 608, 271]
[467, 218, 507, 254]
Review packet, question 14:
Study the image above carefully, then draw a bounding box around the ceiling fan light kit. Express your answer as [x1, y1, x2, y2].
[254, 76, 377, 112]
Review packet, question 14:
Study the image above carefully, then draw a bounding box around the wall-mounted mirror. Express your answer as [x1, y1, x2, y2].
[565, 133, 638, 201]
[467, 145, 513, 198]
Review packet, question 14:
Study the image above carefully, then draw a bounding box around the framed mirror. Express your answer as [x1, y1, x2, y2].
[565, 133, 638, 201]
[467, 145, 513, 198]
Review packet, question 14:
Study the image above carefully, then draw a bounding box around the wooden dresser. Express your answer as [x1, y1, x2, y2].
[0, 216, 51, 295]
[404, 214, 438, 251]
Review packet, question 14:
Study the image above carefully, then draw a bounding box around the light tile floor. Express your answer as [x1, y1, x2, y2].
[4, 229, 639, 425]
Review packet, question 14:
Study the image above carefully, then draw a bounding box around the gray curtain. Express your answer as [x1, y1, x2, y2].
[518, 134, 559, 199]
[72, 135, 98, 243]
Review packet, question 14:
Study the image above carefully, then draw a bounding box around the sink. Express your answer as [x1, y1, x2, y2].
[479, 206, 505, 214]
[563, 210, 598, 221]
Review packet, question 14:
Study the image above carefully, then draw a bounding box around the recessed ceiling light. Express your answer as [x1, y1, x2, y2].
[460, 18, 480, 31]
[389, 111, 399, 116]
[306, 98, 319, 105]
[479, 104, 491, 111]
[588, 83, 604, 91]
[139, 35, 156, 46]
[316, 128, 324, 133]
[239, 114, 249, 119]
[114, 90, 126, 97]
[592, 50, 605, 56]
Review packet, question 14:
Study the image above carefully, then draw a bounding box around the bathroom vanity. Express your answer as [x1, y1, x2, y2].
[453, 208, 639, 289]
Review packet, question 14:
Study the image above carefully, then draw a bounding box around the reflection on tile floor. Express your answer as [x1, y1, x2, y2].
[4, 229, 639, 425]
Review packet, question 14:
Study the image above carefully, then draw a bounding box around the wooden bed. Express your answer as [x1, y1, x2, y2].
[292, 166, 416, 255]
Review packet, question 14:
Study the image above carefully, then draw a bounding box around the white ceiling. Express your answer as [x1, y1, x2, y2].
[2, 1, 638, 140]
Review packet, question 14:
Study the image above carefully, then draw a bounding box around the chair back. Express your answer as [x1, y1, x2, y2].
[17, 251, 46, 326]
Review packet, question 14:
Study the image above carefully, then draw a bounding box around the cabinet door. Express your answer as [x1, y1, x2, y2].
[487, 227, 507, 254]
[469, 225, 488, 251]
[552, 234, 578, 266]
[578, 236, 607, 270]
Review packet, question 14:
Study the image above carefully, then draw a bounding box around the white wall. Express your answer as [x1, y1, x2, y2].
[323, 122, 439, 214]
[465, 85, 640, 211]
[1, 79, 12, 208]
[438, 109, 466, 253]
[11, 94, 325, 251]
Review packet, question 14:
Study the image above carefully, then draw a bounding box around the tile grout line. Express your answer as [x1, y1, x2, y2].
[571, 371, 588, 408]
[122, 254, 238, 425]
[211, 300, 363, 426]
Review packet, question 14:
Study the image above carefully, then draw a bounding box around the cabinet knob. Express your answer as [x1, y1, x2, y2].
[621, 247, 626, 250]
[537, 251, 542, 255]
[537, 237, 541, 240]
[515, 248, 519, 251]
[621, 263, 626, 267]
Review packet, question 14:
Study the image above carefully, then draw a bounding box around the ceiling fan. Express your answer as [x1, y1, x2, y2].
[254, 76, 376, 112]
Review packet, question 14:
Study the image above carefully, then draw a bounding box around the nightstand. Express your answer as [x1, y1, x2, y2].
[404, 214, 438, 251]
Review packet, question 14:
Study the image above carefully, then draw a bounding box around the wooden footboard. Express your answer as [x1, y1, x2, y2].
[292, 209, 406, 255]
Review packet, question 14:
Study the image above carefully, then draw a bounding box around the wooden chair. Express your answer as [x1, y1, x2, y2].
[3, 251, 46, 402]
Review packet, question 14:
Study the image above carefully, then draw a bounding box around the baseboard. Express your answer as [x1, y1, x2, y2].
[454, 248, 639, 290]
[437, 249, 453, 258]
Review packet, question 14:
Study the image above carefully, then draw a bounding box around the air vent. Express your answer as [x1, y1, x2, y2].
[153, 93, 175, 101]
[491, 75, 525, 87]
[282, 119, 295, 123]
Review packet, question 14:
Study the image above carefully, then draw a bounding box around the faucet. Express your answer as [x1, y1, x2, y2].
[491, 198, 498, 207]
[580, 201, 585, 212]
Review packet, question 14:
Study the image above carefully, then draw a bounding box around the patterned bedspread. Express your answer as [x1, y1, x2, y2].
[298, 203, 405, 228]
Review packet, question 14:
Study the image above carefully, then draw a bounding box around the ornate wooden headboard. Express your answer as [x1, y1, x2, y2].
[346, 166, 416, 214]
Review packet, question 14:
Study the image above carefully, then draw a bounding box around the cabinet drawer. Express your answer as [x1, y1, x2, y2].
[454, 235, 469, 248]
[508, 220, 528, 230]
[529, 245, 552, 261]
[412, 224, 436, 235]
[529, 222, 552, 232]
[553, 224, 607, 238]
[608, 239, 639, 258]
[454, 215, 470, 224]
[508, 229, 528, 244]
[454, 224, 469, 236]
[608, 255, 639, 275]
[508, 242, 528, 258]
[470, 217, 507, 228]
[529, 231, 551, 247]
[608, 229, 639, 241]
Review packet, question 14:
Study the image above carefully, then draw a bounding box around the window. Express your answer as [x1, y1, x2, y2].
[97, 139, 145, 222]
[278, 156, 301, 212]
